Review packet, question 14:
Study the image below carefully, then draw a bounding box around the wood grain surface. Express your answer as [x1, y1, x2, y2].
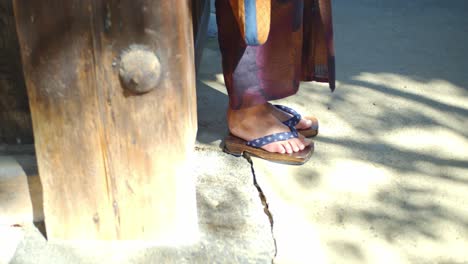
[13, 0, 198, 240]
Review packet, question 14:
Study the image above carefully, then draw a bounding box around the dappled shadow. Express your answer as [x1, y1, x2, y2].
[310, 0, 468, 261]
[328, 241, 366, 262]
[349, 79, 468, 120]
[317, 136, 468, 184]
[196, 0, 468, 262]
[333, 0, 468, 91]
[337, 186, 468, 242]
[293, 168, 320, 189]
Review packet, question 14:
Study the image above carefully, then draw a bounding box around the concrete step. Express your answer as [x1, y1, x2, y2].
[0, 156, 35, 264]
[0, 156, 33, 225]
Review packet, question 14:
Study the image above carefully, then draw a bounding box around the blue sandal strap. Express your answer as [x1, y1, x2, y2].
[246, 127, 299, 148]
[274, 105, 302, 127]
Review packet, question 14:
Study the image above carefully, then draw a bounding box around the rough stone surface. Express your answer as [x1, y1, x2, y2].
[194, 149, 276, 263]
[6, 149, 275, 264]
[0, 226, 23, 264]
[0, 156, 33, 225]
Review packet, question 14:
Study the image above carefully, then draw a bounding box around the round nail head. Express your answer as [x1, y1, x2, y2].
[119, 45, 161, 94]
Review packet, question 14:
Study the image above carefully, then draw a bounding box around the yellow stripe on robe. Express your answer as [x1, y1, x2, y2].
[229, 0, 246, 39]
[229, 0, 271, 45]
[255, 0, 271, 44]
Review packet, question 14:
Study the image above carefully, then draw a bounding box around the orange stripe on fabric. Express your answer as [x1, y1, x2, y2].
[229, 0, 246, 39]
[255, 0, 271, 44]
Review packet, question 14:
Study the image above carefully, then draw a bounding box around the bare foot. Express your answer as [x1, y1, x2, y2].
[267, 103, 318, 131]
[227, 103, 312, 154]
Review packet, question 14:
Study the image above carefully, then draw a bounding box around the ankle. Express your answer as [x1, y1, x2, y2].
[227, 108, 245, 135]
[226, 104, 268, 134]
[227, 103, 268, 118]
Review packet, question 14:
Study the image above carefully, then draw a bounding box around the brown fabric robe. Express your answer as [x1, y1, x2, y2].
[216, 0, 335, 109]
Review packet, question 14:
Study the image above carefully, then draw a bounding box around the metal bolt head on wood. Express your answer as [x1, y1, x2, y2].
[119, 45, 161, 94]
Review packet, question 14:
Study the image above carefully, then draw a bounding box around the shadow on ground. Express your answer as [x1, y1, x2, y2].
[196, 0, 468, 262]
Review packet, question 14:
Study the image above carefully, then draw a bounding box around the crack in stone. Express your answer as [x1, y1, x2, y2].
[243, 153, 278, 263]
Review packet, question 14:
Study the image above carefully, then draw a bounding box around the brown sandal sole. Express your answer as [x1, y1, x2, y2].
[299, 129, 318, 137]
[223, 134, 314, 165]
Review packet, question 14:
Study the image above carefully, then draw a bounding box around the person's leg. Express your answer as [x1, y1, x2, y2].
[216, 0, 304, 109]
[216, 0, 312, 154]
[227, 104, 309, 154]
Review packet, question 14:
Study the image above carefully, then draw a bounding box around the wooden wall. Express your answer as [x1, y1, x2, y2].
[0, 0, 32, 144]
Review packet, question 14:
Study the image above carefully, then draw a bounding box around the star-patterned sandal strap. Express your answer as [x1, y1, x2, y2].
[274, 105, 302, 127]
[246, 127, 300, 148]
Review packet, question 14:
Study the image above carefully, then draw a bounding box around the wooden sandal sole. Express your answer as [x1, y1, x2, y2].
[224, 134, 314, 165]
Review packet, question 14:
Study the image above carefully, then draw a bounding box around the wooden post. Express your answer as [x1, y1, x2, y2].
[13, 0, 198, 241]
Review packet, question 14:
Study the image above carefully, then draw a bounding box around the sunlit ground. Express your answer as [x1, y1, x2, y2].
[252, 74, 468, 264]
[196, 0, 468, 263]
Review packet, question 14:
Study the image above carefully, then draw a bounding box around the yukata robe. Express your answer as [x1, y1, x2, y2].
[216, 0, 335, 109]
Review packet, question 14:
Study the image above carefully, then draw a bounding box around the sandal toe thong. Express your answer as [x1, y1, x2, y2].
[274, 104, 319, 137]
[224, 127, 314, 165]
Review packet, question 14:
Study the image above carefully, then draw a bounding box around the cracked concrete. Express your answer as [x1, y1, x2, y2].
[1, 0, 468, 263]
[2, 150, 276, 264]
[196, 0, 468, 263]
[245, 154, 278, 259]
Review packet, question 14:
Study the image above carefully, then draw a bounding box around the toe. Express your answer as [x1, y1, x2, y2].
[264, 142, 286, 154]
[283, 142, 293, 154]
[294, 138, 305, 150]
[276, 143, 286, 154]
[289, 139, 300, 152]
[296, 119, 312, 130]
[296, 117, 319, 130]
[310, 117, 319, 130]
[303, 138, 313, 147]
[298, 135, 312, 147]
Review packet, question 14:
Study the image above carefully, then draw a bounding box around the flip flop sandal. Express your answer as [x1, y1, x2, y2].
[224, 127, 314, 165]
[274, 105, 319, 138]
